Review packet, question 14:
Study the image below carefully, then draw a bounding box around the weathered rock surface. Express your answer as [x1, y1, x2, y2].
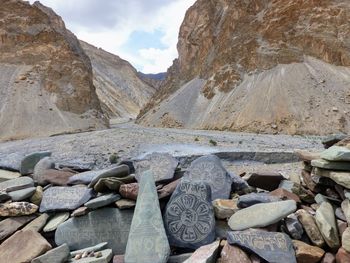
[0, 1, 107, 141]
[292, 240, 325, 263]
[218, 243, 251, 263]
[0, 215, 36, 241]
[85, 193, 121, 209]
[212, 199, 238, 219]
[43, 212, 70, 232]
[320, 146, 350, 162]
[311, 159, 350, 171]
[70, 249, 113, 263]
[20, 152, 51, 175]
[32, 244, 70, 263]
[183, 240, 219, 263]
[23, 213, 49, 232]
[0, 176, 34, 192]
[0, 201, 38, 216]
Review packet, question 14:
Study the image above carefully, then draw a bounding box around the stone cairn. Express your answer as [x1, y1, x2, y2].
[1, 137, 350, 263]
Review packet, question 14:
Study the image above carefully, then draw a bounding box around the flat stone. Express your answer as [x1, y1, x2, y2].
[246, 172, 284, 191]
[69, 249, 113, 263]
[218, 243, 251, 263]
[93, 175, 134, 193]
[115, 199, 136, 209]
[315, 202, 340, 249]
[336, 248, 350, 263]
[311, 159, 350, 171]
[228, 200, 296, 231]
[134, 152, 178, 183]
[23, 213, 49, 232]
[71, 206, 89, 217]
[32, 244, 70, 263]
[88, 165, 130, 188]
[119, 183, 139, 200]
[0, 230, 51, 263]
[294, 150, 320, 162]
[315, 193, 341, 205]
[237, 192, 280, 208]
[55, 207, 133, 254]
[0, 169, 21, 182]
[40, 186, 94, 212]
[70, 242, 108, 256]
[341, 199, 350, 224]
[322, 134, 347, 148]
[321, 252, 336, 263]
[295, 209, 325, 247]
[43, 212, 70, 232]
[8, 186, 36, 201]
[184, 155, 232, 200]
[33, 157, 55, 185]
[37, 169, 76, 186]
[285, 214, 303, 239]
[0, 215, 36, 241]
[20, 152, 52, 175]
[157, 179, 179, 199]
[31, 186, 44, 205]
[227, 230, 296, 263]
[342, 227, 350, 253]
[0, 191, 10, 201]
[183, 240, 220, 263]
[164, 179, 216, 249]
[212, 199, 238, 219]
[292, 240, 325, 263]
[125, 171, 170, 263]
[0, 176, 34, 192]
[0, 201, 38, 216]
[320, 146, 350, 161]
[314, 168, 350, 189]
[85, 193, 121, 209]
[269, 188, 301, 203]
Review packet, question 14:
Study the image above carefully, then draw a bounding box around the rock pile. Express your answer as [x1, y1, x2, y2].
[1, 137, 350, 262]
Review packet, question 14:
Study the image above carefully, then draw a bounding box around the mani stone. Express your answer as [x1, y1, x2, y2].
[320, 146, 350, 161]
[39, 186, 94, 212]
[314, 167, 350, 189]
[311, 159, 350, 171]
[246, 172, 284, 191]
[184, 155, 232, 200]
[292, 240, 325, 263]
[227, 230, 296, 263]
[23, 213, 49, 232]
[183, 240, 220, 263]
[32, 244, 70, 263]
[0, 169, 21, 182]
[85, 193, 121, 209]
[0, 176, 34, 192]
[0, 215, 36, 241]
[164, 179, 216, 249]
[8, 186, 36, 201]
[237, 193, 280, 208]
[315, 202, 340, 249]
[0, 202, 38, 216]
[43, 212, 70, 232]
[0, 230, 51, 263]
[228, 200, 296, 231]
[70, 249, 113, 263]
[55, 207, 133, 254]
[125, 171, 170, 263]
[20, 151, 52, 175]
[133, 152, 178, 182]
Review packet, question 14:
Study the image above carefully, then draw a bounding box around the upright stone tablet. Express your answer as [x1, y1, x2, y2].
[164, 179, 215, 249]
[134, 153, 178, 182]
[55, 207, 133, 254]
[183, 155, 232, 200]
[125, 171, 170, 263]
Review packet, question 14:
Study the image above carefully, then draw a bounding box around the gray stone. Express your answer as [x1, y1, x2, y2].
[315, 193, 341, 205]
[164, 179, 215, 249]
[32, 244, 70, 263]
[0, 191, 10, 202]
[183, 155, 232, 200]
[0, 169, 21, 182]
[71, 206, 89, 217]
[345, 190, 350, 199]
[33, 157, 55, 185]
[167, 253, 192, 263]
[20, 151, 52, 175]
[335, 207, 347, 221]
[85, 193, 121, 209]
[69, 249, 113, 263]
[70, 242, 108, 257]
[237, 192, 280, 208]
[228, 200, 297, 231]
[0, 176, 34, 192]
[88, 165, 130, 188]
[23, 213, 49, 232]
[134, 152, 178, 183]
[227, 230, 296, 263]
[341, 199, 350, 224]
[43, 212, 70, 232]
[315, 202, 340, 249]
[311, 159, 350, 171]
[125, 171, 170, 263]
[183, 240, 220, 263]
[320, 146, 350, 161]
[285, 214, 304, 240]
[40, 186, 94, 212]
[0, 215, 36, 241]
[8, 186, 36, 201]
[55, 207, 133, 254]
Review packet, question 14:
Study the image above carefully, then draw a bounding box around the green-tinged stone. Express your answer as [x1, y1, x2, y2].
[85, 193, 121, 209]
[320, 146, 350, 161]
[0, 176, 34, 192]
[311, 159, 350, 171]
[0, 170, 21, 183]
[125, 171, 170, 263]
[23, 213, 49, 232]
[93, 175, 134, 193]
[8, 187, 36, 201]
[43, 212, 70, 232]
[20, 151, 52, 175]
[30, 186, 44, 205]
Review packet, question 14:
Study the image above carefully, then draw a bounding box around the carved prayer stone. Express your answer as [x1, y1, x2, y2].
[125, 171, 170, 263]
[134, 153, 178, 182]
[227, 230, 297, 263]
[183, 155, 232, 200]
[164, 179, 215, 249]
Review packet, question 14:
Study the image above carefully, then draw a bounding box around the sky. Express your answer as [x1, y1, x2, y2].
[29, 0, 196, 73]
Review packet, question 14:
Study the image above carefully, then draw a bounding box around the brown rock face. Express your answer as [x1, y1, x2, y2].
[0, 0, 107, 141]
[138, 0, 350, 135]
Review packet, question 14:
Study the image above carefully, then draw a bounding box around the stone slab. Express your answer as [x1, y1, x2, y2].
[320, 146, 350, 161]
[32, 244, 70, 263]
[311, 159, 350, 171]
[43, 212, 70, 232]
[0, 176, 34, 192]
[8, 186, 36, 201]
[0, 169, 21, 182]
[20, 151, 52, 175]
[85, 193, 121, 209]
[0, 215, 36, 241]
[69, 249, 113, 263]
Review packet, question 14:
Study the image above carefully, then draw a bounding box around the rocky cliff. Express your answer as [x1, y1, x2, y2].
[80, 41, 156, 120]
[138, 0, 350, 135]
[0, 0, 107, 141]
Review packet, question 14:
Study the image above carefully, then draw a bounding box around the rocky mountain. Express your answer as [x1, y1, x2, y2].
[80, 41, 156, 119]
[138, 0, 350, 135]
[0, 0, 107, 141]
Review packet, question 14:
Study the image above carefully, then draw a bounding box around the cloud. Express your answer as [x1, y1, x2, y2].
[29, 0, 196, 73]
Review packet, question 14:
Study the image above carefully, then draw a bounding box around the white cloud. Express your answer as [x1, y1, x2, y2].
[29, 0, 196, 73]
